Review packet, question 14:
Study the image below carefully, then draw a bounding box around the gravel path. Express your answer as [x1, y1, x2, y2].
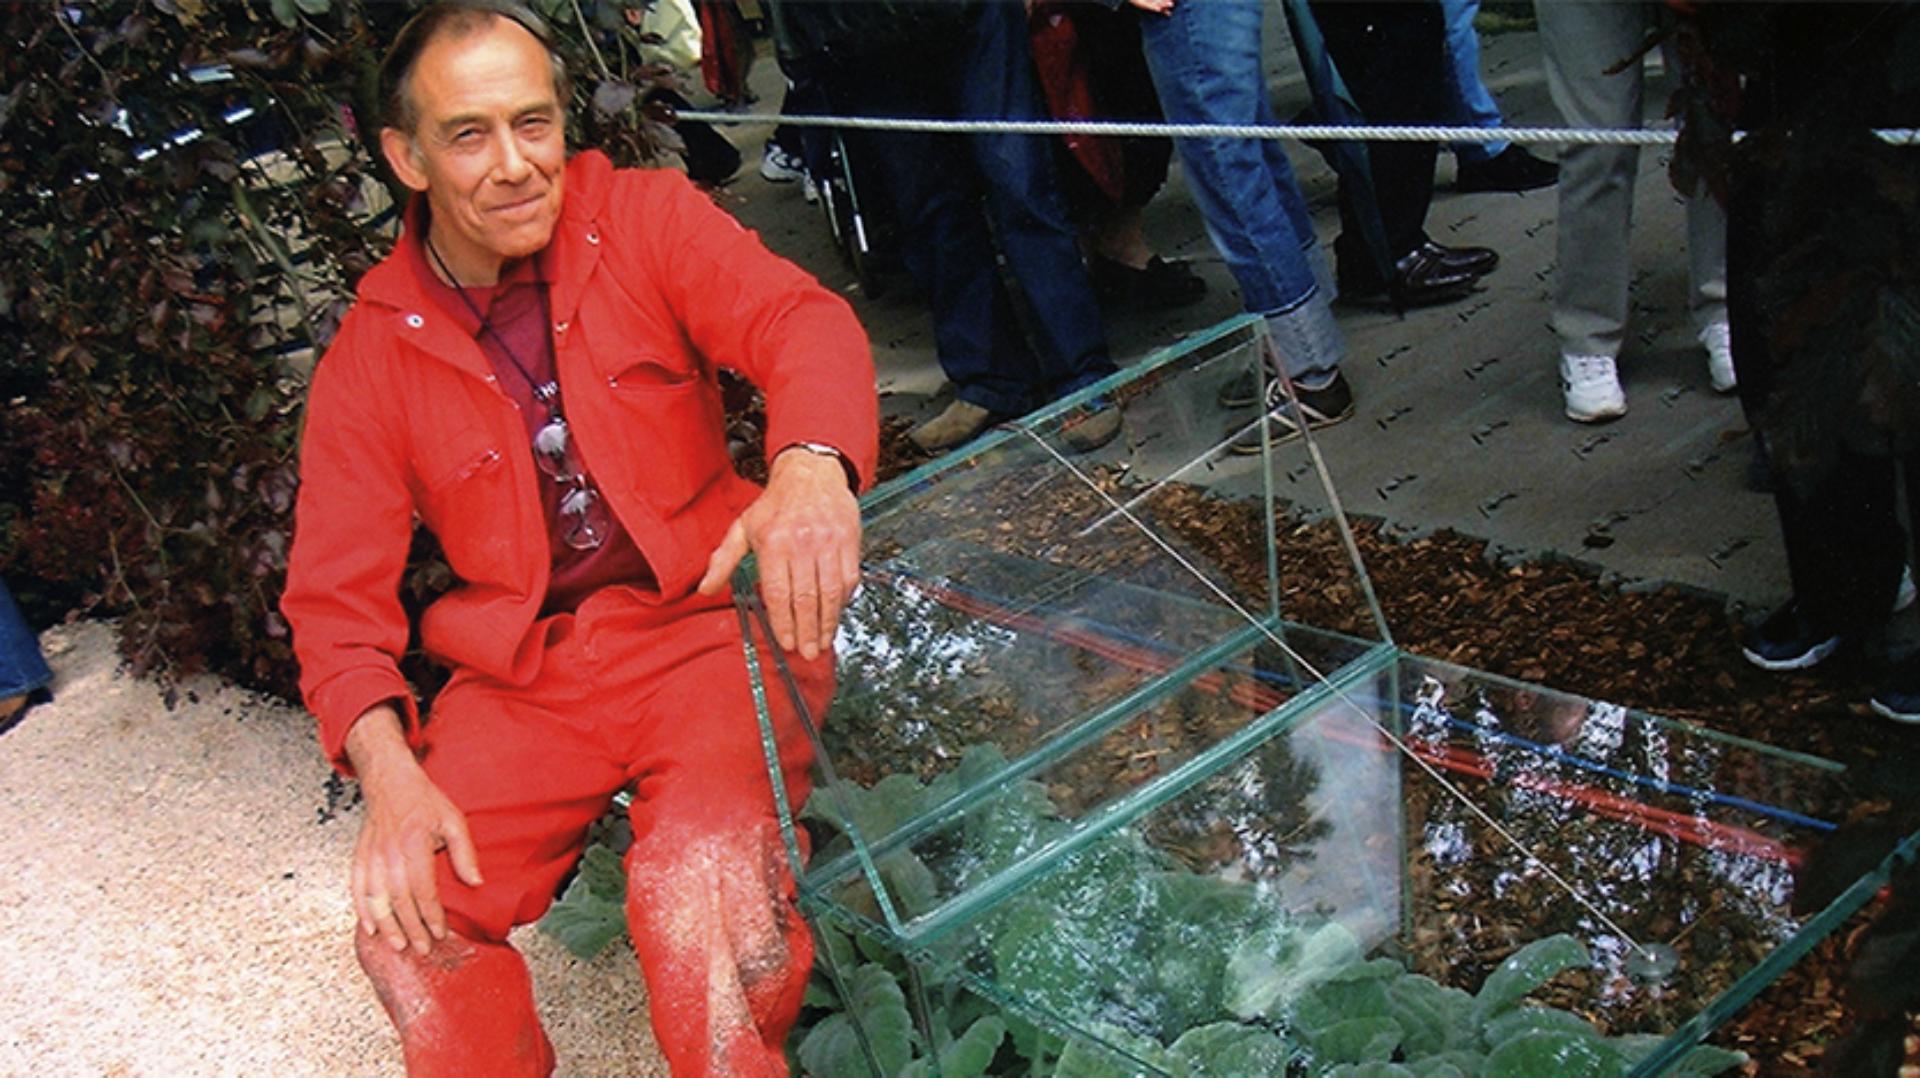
[0, 622, 667, 1076]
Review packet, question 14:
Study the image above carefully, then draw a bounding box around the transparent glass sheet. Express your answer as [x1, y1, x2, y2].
[738, 316, 1391, 936]
[801, 657, 1879, 1075]
[735, 315, 1913, 1074]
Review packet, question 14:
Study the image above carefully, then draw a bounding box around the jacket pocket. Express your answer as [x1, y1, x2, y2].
[604, 362, 730, 514]
[414, 428, 511, 564]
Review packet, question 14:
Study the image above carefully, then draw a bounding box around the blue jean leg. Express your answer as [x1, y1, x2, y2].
[1140, 0, 1321, 318]
[959, 0, 1114, 399]
[0, 579, 51, 701]
[1440, 0, 1507, 161]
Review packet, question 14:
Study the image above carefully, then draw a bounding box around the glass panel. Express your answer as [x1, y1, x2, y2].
[737, 313, 1918, 1072]
[840, 657, 1870, 1073]
[738, 316, 1392, 933]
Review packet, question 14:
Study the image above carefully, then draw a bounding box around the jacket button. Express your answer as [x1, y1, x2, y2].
[404, 313, 424, 329]
[554, 321, 569, 334]
[586, 230, 600, 245]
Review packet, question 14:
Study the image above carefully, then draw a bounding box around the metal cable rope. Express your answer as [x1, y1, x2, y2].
[673, 109, 1920, 146]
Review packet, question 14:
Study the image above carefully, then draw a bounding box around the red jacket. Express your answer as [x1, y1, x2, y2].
[282, 151, 877, 772]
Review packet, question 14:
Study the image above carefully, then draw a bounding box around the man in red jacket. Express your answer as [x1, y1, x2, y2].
[278, 3, 877, 1074]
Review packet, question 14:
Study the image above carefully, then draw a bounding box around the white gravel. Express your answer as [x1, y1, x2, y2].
[0, 621, 667, 1076]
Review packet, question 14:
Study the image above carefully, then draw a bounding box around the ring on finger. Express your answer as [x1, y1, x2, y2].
[367, 894, 394, 919]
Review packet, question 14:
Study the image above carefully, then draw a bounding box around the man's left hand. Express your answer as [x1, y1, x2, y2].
[697, 447, 861, 659]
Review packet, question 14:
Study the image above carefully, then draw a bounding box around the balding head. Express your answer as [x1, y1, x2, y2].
[379, 0, 568, 137]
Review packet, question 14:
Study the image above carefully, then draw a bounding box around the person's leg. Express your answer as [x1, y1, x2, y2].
[355, 930, 556, 1077]
[1537, 0, 1645, 362]
[0, 579, 52, 724]
[1140, 0, 1341, 384]
[1757, 452, 1905, 646]
[1314, 0, 1445, 261]
[354, 621, 630, 1076]
[959, 0, 1116, 401]
[607, 604, 832, 1078]
[826, 62, 1038, 421]
[1438, 0, 1507, 163]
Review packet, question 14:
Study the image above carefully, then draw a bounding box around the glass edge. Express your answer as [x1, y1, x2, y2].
[1628, 825, 1920, 1076]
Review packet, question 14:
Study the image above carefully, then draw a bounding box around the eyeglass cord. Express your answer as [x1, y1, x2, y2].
[424, 234, 560, 412]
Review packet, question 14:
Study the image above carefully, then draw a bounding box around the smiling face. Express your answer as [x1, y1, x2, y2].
[380, 16, 565, 286]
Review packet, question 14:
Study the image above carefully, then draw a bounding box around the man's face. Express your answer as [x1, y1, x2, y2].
[381, 18, 566, 284]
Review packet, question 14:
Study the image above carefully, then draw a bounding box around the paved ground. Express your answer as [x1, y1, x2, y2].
[719, 23, 1790, 615]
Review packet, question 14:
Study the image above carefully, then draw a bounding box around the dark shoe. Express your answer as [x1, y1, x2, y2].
[1419, 240, 1498, 279]
[1090, 256, 1207, 311]
[1740, 601, 1843, 671]
[1338, 246, 1481, 308]
[909, 400, 998, 453]
[1455, 145, 1559, 193]
[1217, 369, 1260, 410]
[1059, 397, 1124, 452]
[1870, 654, 1920, 723]
[1228, 372, 1355, 454]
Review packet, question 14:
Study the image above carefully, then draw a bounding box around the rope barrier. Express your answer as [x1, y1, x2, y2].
[674, 109, 1920, 147]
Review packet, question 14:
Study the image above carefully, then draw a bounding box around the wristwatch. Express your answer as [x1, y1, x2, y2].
[777, 441, 860, 494]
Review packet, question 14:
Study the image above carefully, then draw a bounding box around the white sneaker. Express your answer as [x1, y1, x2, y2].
[1700, 321, 1737, 393]
[759, 140, 806, 184]
[1560, 353, 1627, 422]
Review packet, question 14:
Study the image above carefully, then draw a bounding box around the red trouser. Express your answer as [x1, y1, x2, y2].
[356, 587, 830, 1077]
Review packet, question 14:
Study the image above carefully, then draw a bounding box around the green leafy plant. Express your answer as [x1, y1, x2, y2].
[542, 740, 1750, 1076]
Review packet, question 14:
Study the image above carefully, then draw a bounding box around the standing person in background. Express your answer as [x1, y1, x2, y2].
[1307, 0, 1503, 308]
[1723, 2, 1920, 723]
[1438, 0, 1557, 193]
[1536, 0, 1736, 423]
[1131, 0, 1353, 448]
[777, 0, 1123, 454]
[1029, 0, 1206, 311]
[280, 4, 877, 1072]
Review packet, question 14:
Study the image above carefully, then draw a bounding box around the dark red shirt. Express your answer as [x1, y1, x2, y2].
[410, 242, 655, 613]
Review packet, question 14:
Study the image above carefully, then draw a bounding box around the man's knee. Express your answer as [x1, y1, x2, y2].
[354, 929, 555, 1077]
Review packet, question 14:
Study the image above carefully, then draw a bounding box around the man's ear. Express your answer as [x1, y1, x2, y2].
[380, 127, 430, 193]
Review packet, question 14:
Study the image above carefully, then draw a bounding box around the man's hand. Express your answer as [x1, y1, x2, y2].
[344, 705, 483, 956]
[1128, 0, 1175, 15]
[697, 445, 861, 660]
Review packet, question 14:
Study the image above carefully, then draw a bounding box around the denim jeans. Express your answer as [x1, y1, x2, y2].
[826, 1, 1113, 417]
[0, 579, 51, 702]
[1439, 0, 1507, 162]
[1139, 0, 1336, 379]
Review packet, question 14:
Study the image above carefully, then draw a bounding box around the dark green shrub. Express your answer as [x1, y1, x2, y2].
[0, 0, 672, 700]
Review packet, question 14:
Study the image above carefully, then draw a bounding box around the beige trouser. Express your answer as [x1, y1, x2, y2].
[1537, 0, 1727, 360]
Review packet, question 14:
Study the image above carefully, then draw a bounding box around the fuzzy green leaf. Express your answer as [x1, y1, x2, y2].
[1052, 1024, 1177, 1077]
[798, 963, 915, 1077]
[1480, 1005, 1598, 1049]
[537, 872, 626, 959]
[1472, 935, 1590, 1025]
[1612, 1036, 1748, 1077]
[1224, 920, 1361, 1020]
[1304, 1017, 1404, 1066]
[1482, 1031, 1624, 1077]
[576, 842, 627, 902]
[1167, 1021, 1291, 1076]
[900, 1016, 1008, 1078]
[1384, 973, 1475, 1057]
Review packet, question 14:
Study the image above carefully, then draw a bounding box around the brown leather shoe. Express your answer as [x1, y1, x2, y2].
[1059, 398, 1123, 453]
[909, 399, 997, 453]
